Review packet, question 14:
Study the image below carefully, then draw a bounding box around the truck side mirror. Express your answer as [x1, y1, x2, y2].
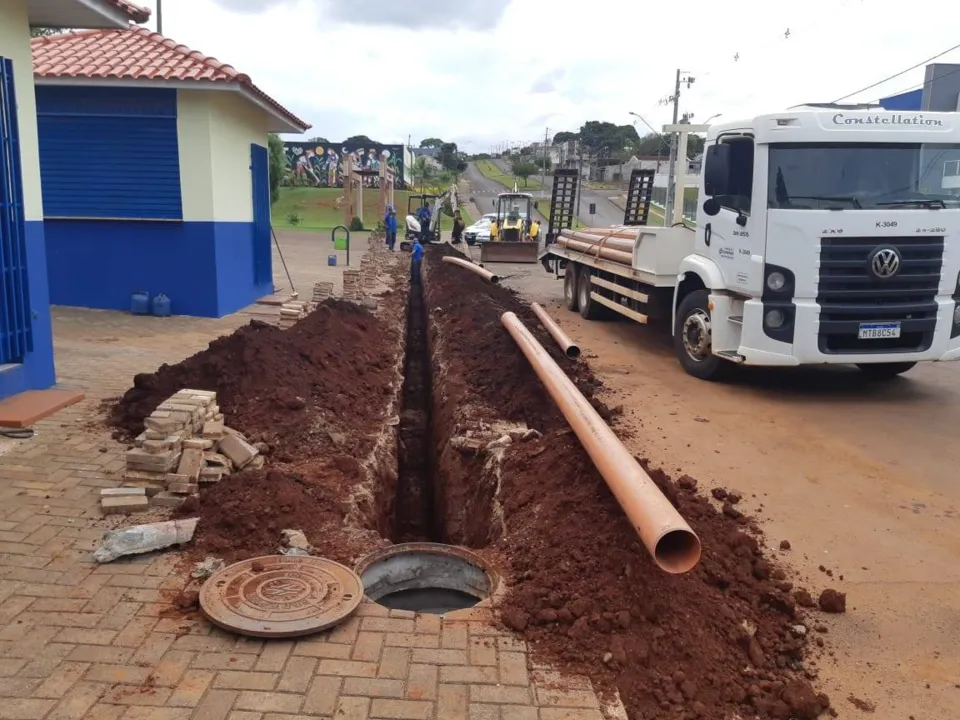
[703, 144, 731, 197]
[703, 198, 721, 216]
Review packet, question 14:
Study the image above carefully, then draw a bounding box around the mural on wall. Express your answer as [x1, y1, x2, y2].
[283, 141, 406, 189]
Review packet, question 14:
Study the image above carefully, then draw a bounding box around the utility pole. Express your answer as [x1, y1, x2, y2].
[156, 0, 163, 34]
[539, 127, 549, 201]
[664, 69, 694, 222]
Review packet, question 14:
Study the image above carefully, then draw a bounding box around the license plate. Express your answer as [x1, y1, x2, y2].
[858, 322, 901, 340]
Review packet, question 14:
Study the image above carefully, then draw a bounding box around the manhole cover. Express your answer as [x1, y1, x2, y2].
[199, 555, 363, 638]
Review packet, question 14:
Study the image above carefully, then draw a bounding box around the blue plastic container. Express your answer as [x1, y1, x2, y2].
[131, 290, 150, 315]
[152, 293, 171, 317]
[328, 254, 337, 266]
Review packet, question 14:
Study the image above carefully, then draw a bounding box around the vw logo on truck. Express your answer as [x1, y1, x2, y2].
[870, 247, 901, 279]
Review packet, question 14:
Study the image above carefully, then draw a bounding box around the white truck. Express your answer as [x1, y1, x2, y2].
[539, 106, 960, 380]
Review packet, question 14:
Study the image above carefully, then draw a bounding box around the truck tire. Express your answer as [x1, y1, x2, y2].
[674, 289, 729, 381]
[855, 362, 916, 380]
[563, 264, 579, 311]
[578, 269, 605, 320]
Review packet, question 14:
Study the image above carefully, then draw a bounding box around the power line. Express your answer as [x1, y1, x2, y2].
[832, 40, 960, 103]
[873, 63, 960, 103]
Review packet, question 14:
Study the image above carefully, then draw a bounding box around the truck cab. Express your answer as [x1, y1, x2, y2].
[685, 107, 960, 378]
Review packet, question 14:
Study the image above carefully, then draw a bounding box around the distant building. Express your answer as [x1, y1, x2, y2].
[879, 63, 960, 111]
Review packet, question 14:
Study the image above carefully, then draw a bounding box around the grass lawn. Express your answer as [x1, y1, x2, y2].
[272, 187, 471, 231]
[475, 159, 543, 191]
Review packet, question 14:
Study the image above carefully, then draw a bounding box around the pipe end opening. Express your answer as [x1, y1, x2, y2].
[490, 275, 501, 284]
[655, 530, 702, 574]
[565, 346, 581, 359]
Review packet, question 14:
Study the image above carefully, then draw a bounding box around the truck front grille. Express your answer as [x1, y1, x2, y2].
[817, 236, 944, 354]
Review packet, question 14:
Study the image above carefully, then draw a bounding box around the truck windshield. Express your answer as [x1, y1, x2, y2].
[767, 142, 960, 210]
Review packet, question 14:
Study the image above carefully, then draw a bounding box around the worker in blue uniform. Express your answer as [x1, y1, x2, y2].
[411, 237, 424, 283]
[384, 205, 398, 251]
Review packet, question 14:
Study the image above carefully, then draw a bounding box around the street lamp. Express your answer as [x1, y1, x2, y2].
[704, 113, 722, 124]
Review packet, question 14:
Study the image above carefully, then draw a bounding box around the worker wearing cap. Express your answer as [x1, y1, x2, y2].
[384, 205, 398, 251]
[411, 236, 424, 283]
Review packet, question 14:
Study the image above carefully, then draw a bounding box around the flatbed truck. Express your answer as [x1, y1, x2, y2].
[539, 106, 960, 380]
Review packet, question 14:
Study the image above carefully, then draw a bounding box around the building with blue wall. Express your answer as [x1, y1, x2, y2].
[31, 27, 309, 318]
[1, 0, 151, 402]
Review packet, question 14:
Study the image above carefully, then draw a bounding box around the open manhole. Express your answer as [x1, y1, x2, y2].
[355, 543, 497, 615]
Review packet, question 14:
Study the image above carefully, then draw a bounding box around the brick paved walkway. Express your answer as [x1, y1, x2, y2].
[0, 234, 618, 720]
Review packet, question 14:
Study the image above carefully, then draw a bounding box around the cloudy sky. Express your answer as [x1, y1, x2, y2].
[136, 0, 960, 150]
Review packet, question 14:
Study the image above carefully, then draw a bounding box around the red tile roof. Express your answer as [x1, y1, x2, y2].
[31, 27, 310, 131]
[104, 0, 152, 23]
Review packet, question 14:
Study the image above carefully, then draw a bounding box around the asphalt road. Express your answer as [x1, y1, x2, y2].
[477, 160, 626, 228]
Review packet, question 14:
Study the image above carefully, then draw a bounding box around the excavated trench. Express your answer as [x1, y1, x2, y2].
[393, 274, 439, 543]
[368, 268, 499, 613]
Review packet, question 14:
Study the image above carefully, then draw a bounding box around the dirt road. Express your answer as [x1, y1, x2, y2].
[498, 262, 960, 719]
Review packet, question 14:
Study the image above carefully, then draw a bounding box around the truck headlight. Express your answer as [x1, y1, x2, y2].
[766, 271, 786, 292]
[765, 309, 785, 329]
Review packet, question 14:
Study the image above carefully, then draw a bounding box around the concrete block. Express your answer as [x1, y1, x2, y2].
[199, 468, 224, 484]
[177, 448, 205, 481]
[101, 495, 150, 515]
[203, 452, 234, 471]
[100, 487, 147, 498]
[169, 482, 199, 495]
[218, 434, 259, 470]
[183, 438, 214, 451]
[202, 421, 225, 440]
[126, 448, 180, 473]
[152, 492, 186, 509]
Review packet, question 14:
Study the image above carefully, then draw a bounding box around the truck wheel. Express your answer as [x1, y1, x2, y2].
[855, 362, 916, 380]
[674, 290, 729, 381]
[563, 264, 579, 311]
[578, 269, 604, 320]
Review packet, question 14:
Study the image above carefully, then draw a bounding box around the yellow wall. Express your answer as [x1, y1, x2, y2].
[176, 90, 215, 222]
[0, 0, 43, 222]
[177, 89, 270, 223]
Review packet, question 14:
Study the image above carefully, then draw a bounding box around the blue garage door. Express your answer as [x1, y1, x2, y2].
[36, 86, 182, 220]
[0, 58, 33, 366]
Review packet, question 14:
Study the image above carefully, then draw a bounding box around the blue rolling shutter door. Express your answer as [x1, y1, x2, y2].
[250, 143, 272, 286]
[0, 58, 32, 365]
[36, 86, 182, 220]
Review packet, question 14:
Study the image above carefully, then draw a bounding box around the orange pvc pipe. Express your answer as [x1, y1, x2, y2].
[557, 237, 633, 266]
[530, 303, 580, 359]
[442, 256, 500, 284]
[562, 233, 635, 253]
[501, 312, 701, 574]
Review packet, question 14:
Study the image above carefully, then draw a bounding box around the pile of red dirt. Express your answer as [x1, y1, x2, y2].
[423, 245, 832, 720]
[179, 466, 378, 565]
[106, 299, 401, 462]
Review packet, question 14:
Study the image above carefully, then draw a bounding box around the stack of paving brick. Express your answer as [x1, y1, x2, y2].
[342, 269, 361, 300]
[360, 255, 378, 294]
[103, 389, 263, 514]
[312, 281, 334, 304]
[279, 299, 312, 329]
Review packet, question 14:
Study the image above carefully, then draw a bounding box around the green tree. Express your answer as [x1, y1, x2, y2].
[30, 28, 67, 37]
[305, 136, 330, 144]
[510, 159, 538, 187]
[411, 156, 437, 193]
[439, 142, 461, 172]
[553, 131, 578, 144]
[345, 135, 377, 145]
[420, 138, 444, 149]
[267, 133, 287, 205]
[533, 155, 552, 171]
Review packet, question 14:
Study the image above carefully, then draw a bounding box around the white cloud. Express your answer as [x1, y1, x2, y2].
[137, 0, 960, 151]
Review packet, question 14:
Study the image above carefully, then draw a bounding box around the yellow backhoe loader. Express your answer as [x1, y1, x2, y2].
[480, 191, 539, 263]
